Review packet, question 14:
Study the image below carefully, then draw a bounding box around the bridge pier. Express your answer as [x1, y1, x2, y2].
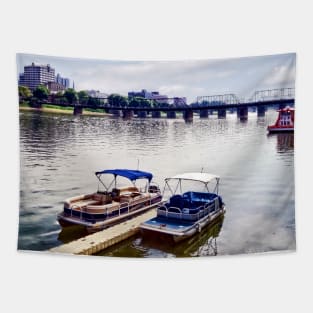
[237, 107, 248, 120]
[183, 109, 193, 122]
[73, 106, 83, 115]
[217, 109, 226, 119]
[123, 109, 134, 119]
[257, 105, 266, 117]
[167, 111, 176, 119]
[137, 111, 147, 118]
[151, 111, 161, 118]
[199, 109, 209, 118]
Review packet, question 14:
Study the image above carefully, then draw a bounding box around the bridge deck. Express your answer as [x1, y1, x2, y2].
[42, 98, 294, 111]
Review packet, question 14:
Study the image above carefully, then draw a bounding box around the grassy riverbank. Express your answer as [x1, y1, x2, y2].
[19, 103, 112, 116]
[19, 102, 186, 118]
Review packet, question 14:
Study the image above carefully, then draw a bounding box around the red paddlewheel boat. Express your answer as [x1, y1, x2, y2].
[268, 106, 294, 133]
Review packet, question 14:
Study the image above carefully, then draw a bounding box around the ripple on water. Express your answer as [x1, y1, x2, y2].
[19, 110, 295, 256]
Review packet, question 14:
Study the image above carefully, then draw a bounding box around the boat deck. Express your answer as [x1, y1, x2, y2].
[143, 216, 194, 231]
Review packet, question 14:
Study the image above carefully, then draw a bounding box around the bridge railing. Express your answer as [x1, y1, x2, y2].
[44, 87, 295, 109]
[196, 94, 240, 106]
[252, 88, 295, 102]
[196, 88, 295, 106]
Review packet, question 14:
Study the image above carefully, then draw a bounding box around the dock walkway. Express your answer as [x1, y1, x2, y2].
[50, 209, 157, 255]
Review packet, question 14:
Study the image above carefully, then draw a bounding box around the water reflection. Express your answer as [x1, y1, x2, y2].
[275, 133, 294, 153]
[19, 109, 295, 256]
[96, 215, 224, 258]
[57, 225, 88, 244]
[141, 215, 224, 257]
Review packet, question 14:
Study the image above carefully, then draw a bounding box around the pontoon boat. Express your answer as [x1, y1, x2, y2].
[140, 172, 225, 242]
[57, 169, 162, 233]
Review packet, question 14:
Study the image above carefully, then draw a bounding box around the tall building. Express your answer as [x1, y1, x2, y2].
[18, 62, 55, 90]
[18, 73, 25, 85]
[56, 73, 70, 89]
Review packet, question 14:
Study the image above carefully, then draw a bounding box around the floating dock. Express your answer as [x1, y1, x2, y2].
[50, 209, 157, 255]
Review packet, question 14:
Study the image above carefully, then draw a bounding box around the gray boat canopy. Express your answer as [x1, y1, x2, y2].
[165, 172, 220, 184]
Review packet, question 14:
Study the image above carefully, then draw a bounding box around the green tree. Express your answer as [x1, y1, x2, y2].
[18, 85, 32, 99]
[56, 91, 64, 97]
[78, 90, 89, 104]
[128, 97, 140, 108]
[53, 91, 67, 104]
[140, 97, 151, 108]
[129, 97, 151, 108]
[33, 85, 49, 100]
[108, 94, 128, 107]
[120, 96, 128, 107]
[64, 88, 78, 104]
[87, 97, 100, 108]
[151, 99, 159, 108]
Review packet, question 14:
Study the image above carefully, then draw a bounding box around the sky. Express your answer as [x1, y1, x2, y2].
[16, 53, 296, 103]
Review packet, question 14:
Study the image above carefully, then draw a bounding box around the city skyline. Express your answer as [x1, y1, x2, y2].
[17, 53, 296, 103]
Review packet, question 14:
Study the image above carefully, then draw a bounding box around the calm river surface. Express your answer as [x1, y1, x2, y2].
[18, 109, 295, 257]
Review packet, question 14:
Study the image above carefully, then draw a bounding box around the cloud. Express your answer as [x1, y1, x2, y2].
[17, 53, 296, 103]
[262, 64, 295, 86]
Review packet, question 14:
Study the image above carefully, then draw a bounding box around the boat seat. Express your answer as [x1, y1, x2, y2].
[119, 186, 139, 194]
[92, 193, 112, 204]
[167, 195, 184, 209]
[120, 193, 151, 205]
[183, 191, 217, 202]
[71, 199, 100, 209]
[85, 201, 120, 214]
[183, 191, 220, 208]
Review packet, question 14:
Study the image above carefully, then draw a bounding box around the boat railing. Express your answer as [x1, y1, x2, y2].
[70, 204, 82, 219]
[203, 199, 215, 212]
[157, 206, 181, 219]
[214, 198, 219, 211]
[120, 201, 130, 214]
[157, 201, 218, 221]
[168, 207, 183, 219]
[67, 194, 165, 221]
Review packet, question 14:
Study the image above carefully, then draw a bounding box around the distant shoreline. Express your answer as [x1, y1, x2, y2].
[19, 105, 112, 117]
[18, 104, 186, 118]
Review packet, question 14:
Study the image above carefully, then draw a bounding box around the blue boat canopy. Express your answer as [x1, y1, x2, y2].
[95, 169, 153, 182]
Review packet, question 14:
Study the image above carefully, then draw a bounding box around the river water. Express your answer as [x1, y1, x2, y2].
[18, 109, 296, 257]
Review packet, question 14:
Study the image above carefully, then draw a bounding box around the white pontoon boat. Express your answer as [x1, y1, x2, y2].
[140, 172, 225, 242]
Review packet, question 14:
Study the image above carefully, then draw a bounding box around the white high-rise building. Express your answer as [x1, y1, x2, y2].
[19, 62, 55, 90]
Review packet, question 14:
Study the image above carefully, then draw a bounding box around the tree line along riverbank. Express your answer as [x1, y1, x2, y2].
[19, 101, 111, 116]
